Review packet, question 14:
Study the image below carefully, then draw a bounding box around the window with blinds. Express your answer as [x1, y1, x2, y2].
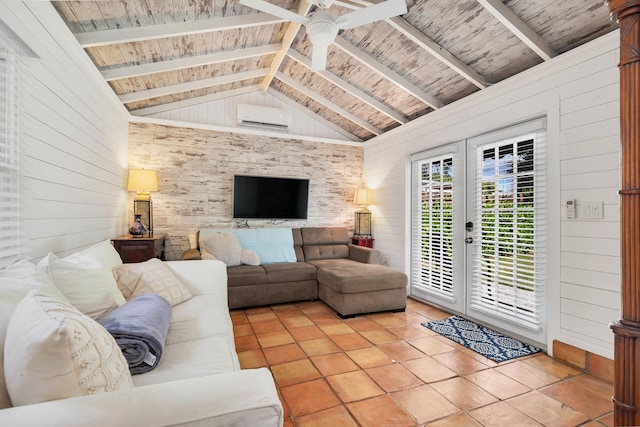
[470, 128, 546, 330]
[412, 154, 455, 298]
[0, 36, 21, 267]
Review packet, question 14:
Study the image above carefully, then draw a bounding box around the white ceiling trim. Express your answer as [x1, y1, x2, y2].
[276, 71, 382, 136]
[260, 0, 313, 92]
[333, 36, 444, 110]
[130, 85, 262, 116]
[119, 68, 270, 103]
[75, 13, 286, 48]
[102, 43, 281, 81]
[476, 0, 557, 60]
[286, 49, 407, 124]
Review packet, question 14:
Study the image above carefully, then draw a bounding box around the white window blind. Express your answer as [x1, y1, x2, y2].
[411, 154, 456, 298]
[469, 124, 547, 330]
[0, 34, 21, 267]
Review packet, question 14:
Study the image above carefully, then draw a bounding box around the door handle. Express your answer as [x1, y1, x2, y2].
[465, 237, 473, 244]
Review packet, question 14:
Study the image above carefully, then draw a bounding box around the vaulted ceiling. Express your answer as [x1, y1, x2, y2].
[53, 0, 618, 142]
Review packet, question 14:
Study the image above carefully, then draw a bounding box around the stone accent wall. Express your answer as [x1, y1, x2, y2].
[128, 122, 364, 260]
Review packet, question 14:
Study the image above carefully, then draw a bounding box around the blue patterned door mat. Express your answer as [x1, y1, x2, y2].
[422, 315, 541, 363]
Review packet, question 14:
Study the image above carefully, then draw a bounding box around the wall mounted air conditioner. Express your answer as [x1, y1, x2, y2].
[237, 104, 291, 131]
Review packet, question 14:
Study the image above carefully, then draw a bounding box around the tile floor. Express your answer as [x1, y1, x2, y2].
[232, 298, 614, 427]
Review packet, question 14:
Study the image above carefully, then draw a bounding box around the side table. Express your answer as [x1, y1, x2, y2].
[111, 234, 166, 263]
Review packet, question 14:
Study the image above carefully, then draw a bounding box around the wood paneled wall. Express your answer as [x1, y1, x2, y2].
[128, 122, 364, 260]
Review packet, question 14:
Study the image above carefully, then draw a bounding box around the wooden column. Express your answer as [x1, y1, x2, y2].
[607, 1, 640, 425]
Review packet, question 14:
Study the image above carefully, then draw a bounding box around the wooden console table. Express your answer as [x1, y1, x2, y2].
[112, 234, 166, 263]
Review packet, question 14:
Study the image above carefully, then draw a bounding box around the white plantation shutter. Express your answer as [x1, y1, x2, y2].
[468, 120, 547, 330]
[0, 34, 21, 266]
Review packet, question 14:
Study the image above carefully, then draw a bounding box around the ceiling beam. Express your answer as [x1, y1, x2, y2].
[476, 0, 557, 60]
[119, 68, 270, 103]
[286, 49, 407, 124]
[333, 36, 444, 110]
[335, 0, 490, 89]
[75, 14, 286, 48]
[102, 43, 281, 81]
[276, 71, 383, 136]
[259, 0, 313, 92]
[130, 85, 262, 116]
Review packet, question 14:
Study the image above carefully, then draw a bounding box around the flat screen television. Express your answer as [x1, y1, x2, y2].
[233, 175, 309, 220]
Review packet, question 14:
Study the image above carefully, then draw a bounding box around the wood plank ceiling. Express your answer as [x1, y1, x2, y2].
[52, 0, 618, 142]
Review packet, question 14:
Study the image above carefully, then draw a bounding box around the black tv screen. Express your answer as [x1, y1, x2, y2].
[233, 175, 309, 220]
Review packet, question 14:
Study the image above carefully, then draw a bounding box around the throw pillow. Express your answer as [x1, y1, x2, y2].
[113, 258, 192, 306]
[201, 232, 260, 266]
[4, 290, 133, 406]
[0, 258, 67, 410]
[40, 251, 126, 320]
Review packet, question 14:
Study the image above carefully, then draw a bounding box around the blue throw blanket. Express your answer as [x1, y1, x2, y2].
[98, 293, 172, 374]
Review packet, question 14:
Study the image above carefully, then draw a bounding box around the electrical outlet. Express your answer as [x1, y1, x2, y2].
[582, 202, 604, 219]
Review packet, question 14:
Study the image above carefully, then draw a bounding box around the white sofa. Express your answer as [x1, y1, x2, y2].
[0, 249, 283, 427]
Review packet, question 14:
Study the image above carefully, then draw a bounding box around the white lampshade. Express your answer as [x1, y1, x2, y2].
[353, 188, 374, 206]
[128, 169, 158, 200]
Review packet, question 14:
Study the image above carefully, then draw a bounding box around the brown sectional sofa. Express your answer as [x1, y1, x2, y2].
[183, 227, 407, 317]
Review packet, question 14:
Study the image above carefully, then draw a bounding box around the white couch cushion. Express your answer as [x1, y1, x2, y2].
[0, 258, 67, 410]
[132, 336, 239, 387]
[4, 291, 133, 406]
[113, 258, 192, 306]
[167, 294, 235, 345]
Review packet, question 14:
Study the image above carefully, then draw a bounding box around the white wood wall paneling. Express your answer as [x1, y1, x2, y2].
[561, 314, 615, 344]
[561, 267, 620, 292]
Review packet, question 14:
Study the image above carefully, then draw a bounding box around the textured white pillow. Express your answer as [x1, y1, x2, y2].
[4, 290, 133, 406]
[41, 250, 126, 319]
[113, 258, 192, 306]
[201, 232, 260, 266]
[0, 259, 67, 410]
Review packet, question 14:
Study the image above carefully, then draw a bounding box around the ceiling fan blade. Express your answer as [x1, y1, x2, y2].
[311, 43, 329, 72]
[336, 0, 407, 29]
[240, 0, 309, 25]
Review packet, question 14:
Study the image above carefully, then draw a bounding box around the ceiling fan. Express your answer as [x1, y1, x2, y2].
[239, 0, 407, 71]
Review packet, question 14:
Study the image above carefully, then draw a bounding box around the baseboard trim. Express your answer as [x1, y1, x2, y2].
[553, 340, 613, 383]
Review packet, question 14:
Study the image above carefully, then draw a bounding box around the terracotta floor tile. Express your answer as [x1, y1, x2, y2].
[229, 311, 248, 325]
[319, 323, 356, 336]
[507, 390, 589, 427]
[379, 341, 426, 361]
[392, 384, 459, 424]
[233, 323, 253, 337]
[307, 311, 342, 325]
[288, 325, 326, 342]
[469, 401, 542, 427]
[598, 412, 614, 427]
[368, 312, 406, 327]
[459, 347, 501, 367]
[432, 350, 489, 375]
[541, 380, 613, 418]
[299, 337, 341, 357]
[464, 368, 530, 400]
[282, 316, 315, 329]
[388, 325, 434, 340]
[296, 301, 330, 314]
[402, 356, 457, 383]
[257, 330, 296, 348]
[342, 317, 384, 332]
[272, 305, 305, 318]
[280, 379, 340, 417]
[408, 336, 456, 355]
[295, 405, 358, 427]
[417, 307, 452, 320]
[365, 363, 423, 392]
[234, 334, 260, 351]
[523, 354, 582, 379]
[271, 359, 322, 387]
[569, 375, 614, 400]
[311, 352, 360, 376]
[237, 349, 267, 369]
[496, 360, 561, 388]
[360, 328, 402, 345]
[263, 343, 307, 365]
[330, 333, 372, 351]
[346, 346, 394, 369]
[251, 319, 286, 334]
[430, 377, 498, 410]
[326, 370, 384, 403]
[425, 413, 484, 427]
[347, 395, 417, 426]
[247, 311, 278, 323]
[393, 311, 430, 325]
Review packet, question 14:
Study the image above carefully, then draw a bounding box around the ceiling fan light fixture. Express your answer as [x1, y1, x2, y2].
[306, 12, 339, 46]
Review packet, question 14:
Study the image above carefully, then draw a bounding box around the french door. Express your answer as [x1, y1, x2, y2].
[411, 119, 547, 344]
